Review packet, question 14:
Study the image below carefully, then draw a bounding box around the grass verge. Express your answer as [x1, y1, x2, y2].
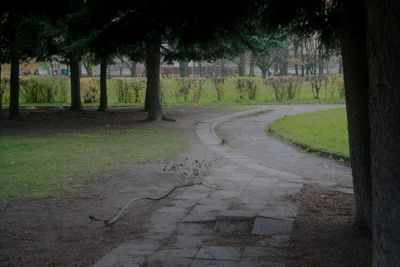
[269, 108, 349, 162]
[0, 129, 187, 200]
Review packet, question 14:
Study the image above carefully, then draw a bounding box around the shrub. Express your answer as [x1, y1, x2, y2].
[0, 77, 9, 108]
[235, 78, 258, 101]
[19, 77, 69, 103]
[213, 78, 227, 102]
[266, 76, 303, 101]
[328, 74, 345, 99]
[175, 78, 204, 103]
[81, 78, 99, 103]
[267, 77, 287, 101]
[114, 78, 146, 103]
[307, 75, 328, 100]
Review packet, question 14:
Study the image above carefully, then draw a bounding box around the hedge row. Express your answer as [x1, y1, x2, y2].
[0, 75, 345, 105]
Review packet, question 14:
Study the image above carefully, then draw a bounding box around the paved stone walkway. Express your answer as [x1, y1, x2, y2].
[93, 105, 352, 267]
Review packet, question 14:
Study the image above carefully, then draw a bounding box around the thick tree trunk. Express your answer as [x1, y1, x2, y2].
[338, 0, 372, 230]
[366, 0, 400, 265]
[261, 68, 267, 79]
[69, 58, 82, 111]
[145, 43, 163, 121]
[179, 60, 189, 77]
[9, 53, 20, 120]
[238, 54, 246, 76]
[98, 57, 108, 111]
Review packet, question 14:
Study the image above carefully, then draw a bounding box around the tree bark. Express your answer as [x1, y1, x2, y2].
[220, 59, 225, 77]
[338, 0, 372, 230]
[261, 68, 267, 79]
[179, 60, 189, 77]
[129, 63, 137, 77]
[145, 43, 163, 121]
[366, 0, 400, 265]
[98, 57, 108, 111]
[249, 53, 255, 77]
[69, 58, 82, 111]
[9, 53, 20, 120]
[238, 54, 246, 76]
[0, 64, 3, 128]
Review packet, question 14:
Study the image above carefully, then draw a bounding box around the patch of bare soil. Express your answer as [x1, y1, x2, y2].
[0, 107, 229, 266]
[288, 184, 372, 267]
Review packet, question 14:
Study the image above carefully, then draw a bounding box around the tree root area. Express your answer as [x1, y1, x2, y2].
[288, 184, 372, 267]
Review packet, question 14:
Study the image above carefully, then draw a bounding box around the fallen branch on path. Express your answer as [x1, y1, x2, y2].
[89, 182, 222, 227]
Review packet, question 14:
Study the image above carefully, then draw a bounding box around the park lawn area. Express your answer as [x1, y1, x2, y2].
[0, 129, 188, 200]
[269, 108, 349, 159]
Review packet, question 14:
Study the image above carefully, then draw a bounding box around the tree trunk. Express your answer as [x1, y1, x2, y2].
[338, 0, 372, 231]
[129, 63, 137, 77]
[179, 60, 189, 77]
[238, 54, 246, 76]
[69, 58, 82, 111]
[107, 65, 111, 78]
[98, 57, 108, 111]
[9, 53, 20, 120]
[249, 53, 255, 77]
[366, 0, 400, 265]
[220, 59, 225, 77]
[261, 68, 267, 79]
[198, 61, 202, 77]
[318, 48, 324, 75]
[0, 64, 3, 128]
[145, 43, 163, 121]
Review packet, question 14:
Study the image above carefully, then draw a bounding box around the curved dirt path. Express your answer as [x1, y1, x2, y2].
[93, 105, 353, 267]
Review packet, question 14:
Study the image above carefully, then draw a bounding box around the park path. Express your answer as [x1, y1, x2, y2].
[93, 105, 352, 267]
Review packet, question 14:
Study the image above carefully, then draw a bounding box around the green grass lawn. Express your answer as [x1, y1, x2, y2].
[0, 129, 187, 200]
[269, 108, 349, 160]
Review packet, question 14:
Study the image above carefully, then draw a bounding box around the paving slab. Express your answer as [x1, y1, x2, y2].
[191, 259, 239, 267]
[195, 246, 242, 261]
[252, 217, 295, 235]
[182, 211, 218, 223]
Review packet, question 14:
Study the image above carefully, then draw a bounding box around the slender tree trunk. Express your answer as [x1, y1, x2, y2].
[0, 64, 3, 128]
[198, 61, 202, 77]
[69, 58, 82, 111]
[238, 54, 246, 76]
[179, 60, 189, 77]
[220, 59, 225, 77]
[249, 53, 255, 77]
[9, 53, 19, 120]
[98, 57, 108, 111]
[338, 0, 372, 231]
[107, 65, 111, 78]
[326, 59, 330, 74]
[129, 63, 137, 77]
[338, 58, 343, 74]
[366, 0, 400, 265]
[318, 48, 324, 75]
[145, 43, 163, 121]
